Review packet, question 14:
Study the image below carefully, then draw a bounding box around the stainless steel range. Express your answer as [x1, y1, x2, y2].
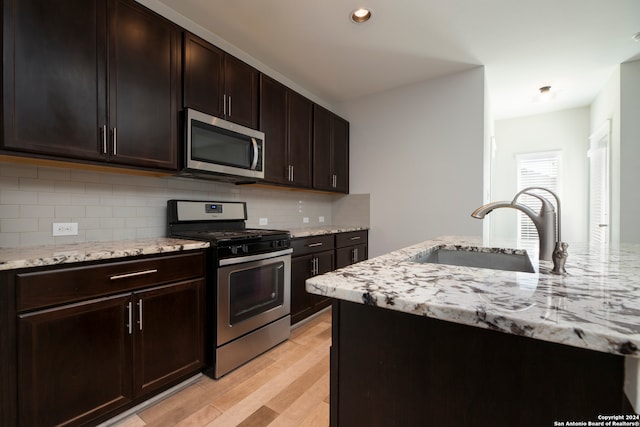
[167, 199, 292, 378]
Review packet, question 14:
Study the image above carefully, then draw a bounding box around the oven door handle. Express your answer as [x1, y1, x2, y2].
[219, 248, 293, 266]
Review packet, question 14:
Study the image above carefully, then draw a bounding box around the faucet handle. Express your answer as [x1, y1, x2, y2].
[551, 241, 568, 275]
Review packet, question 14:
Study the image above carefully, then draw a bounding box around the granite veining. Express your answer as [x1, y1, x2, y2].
[0, 238, 210, 271]
[289, 225, 369, 238]
[306, 235, 640, 358]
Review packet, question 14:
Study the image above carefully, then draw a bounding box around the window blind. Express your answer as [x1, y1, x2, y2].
[516, 152, 561, 241]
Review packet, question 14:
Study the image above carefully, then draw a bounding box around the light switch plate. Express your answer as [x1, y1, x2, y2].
[259, 217, 268, 225]
[53, 222, 78, 236]
[319, 216, 325, 223]
[303, 217, 309, 224]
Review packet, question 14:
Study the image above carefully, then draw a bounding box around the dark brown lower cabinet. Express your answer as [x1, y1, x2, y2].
[291, 231, 368, 325]
[18, 294, 133, 426]
[3, 251, 206, 427]
[331, 300, 632, 427]
[291, 250, 334, 325]
[335, 231, 368, 269]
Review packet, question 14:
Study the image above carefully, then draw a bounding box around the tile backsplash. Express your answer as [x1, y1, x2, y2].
[0, 161, 369, 248]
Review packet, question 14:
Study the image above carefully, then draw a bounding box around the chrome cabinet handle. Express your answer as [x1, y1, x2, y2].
[110, 269, 158, 281]
[223, 94, 227, 115]
[352, 248, 359, 264]
[228, 95, 232, 117]
[101, 125, 107, 154]
[307, 242, 323, 248]
[332, 174, 337, 188]
[311, 257, 319, 275]
[137, 299, 143, 331]
[289, 165, 294, 182]
[126, 301, 133, 335]
[112, 128, 117, 155]
[349, 236, 361, 241]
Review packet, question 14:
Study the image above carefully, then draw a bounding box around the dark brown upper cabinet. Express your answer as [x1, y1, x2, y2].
[1, 0, 181, 171]
[260, 75, 313, 188]
[183, 32, 259, 129]
[313, 105, 349, 193]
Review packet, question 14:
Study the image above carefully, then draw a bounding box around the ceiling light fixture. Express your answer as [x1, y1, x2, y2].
[350, 8, 372, 23]
[538, 85, 552, 102]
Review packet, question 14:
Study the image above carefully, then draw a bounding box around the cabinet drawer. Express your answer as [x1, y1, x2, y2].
[16, 252, 205, 312]
[335, 230, 368, 248]
[291, 235, 335, 256]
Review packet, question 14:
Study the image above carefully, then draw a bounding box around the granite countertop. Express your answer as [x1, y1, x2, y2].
[289, 225, 369, 238]
[0, 238, 210, 271]
[0, 225, 370, 270]
[306, 235, 640, 358]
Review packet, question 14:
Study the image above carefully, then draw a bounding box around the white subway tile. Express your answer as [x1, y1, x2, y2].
[38, 192, 71, 206]
[38, 166, 71, 181]
[20, 232, 54, 247]
[0, 233, 19, 248]
[0, 205, 20, 218]
[1, 218, 38, 233]
[1, 190, 38, 205]
[20, 205, 54, 218]
[55, 205, 86, 218]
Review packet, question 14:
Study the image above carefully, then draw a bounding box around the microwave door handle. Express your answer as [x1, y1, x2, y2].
[250, 138, 259, 170]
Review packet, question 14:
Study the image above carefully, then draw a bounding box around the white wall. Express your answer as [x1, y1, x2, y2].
[620, 60, 640, 243]
[490, 108, 590, 244]
[340, 68, 485, 257]
[591, 67, 621, 244]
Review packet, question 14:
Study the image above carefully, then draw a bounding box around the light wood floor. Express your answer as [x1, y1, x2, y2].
[112, 309, 331, 427]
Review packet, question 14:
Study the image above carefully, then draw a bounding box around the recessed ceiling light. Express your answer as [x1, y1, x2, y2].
[539, 86, 552, 94]
[350, 8, 372, 23]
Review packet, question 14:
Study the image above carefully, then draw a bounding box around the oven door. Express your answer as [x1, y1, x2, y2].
[217, 249, 292, 346]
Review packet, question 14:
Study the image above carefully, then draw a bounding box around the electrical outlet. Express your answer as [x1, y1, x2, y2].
[53, 222, 78, 236]
[319, 216, 325, 223]
[303, 217, 309, 224]
[259, 217, 268, 226]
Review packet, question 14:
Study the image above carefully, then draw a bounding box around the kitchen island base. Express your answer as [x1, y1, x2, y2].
[331, 300, 633, 426]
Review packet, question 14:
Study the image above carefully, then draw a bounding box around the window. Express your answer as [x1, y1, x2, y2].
[516, 151, 562, 241]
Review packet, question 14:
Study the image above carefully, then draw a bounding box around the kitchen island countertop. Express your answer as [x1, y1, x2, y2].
[306, 235, 640, 358]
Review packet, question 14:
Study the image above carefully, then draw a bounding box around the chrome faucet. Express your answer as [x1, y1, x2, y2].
[471, 187, 568, 274]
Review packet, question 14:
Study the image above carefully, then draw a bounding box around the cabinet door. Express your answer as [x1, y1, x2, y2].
[108, 0, 179, 170]
[260, 75, 288, 185]
[18, 294, 132, 426]
[312, 105, 333, 191]
[2, 0, 107, 161]
[183, 32, 224, 118]
[336, 243, 368, 269]
[291, 254, 314, 324]
[312, 105, 349, 193]
[332, 115, 349, 193]
[311, 251, 335, 308]
[292, 251, 335, 324]
[224, 55, 259, 129]
[288, 91, 313, 188]
[133, 279, 205, 397]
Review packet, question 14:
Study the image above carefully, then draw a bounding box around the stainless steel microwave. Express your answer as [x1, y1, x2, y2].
[180, 108, 265, 182]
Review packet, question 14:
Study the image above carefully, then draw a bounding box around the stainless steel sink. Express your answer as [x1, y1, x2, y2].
[413, 248, 535, 273]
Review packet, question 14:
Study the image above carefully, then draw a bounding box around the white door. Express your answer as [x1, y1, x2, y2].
[588, 121, 610, 245]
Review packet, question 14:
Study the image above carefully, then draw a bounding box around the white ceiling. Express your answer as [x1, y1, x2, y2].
[157, 0, 640, 119]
